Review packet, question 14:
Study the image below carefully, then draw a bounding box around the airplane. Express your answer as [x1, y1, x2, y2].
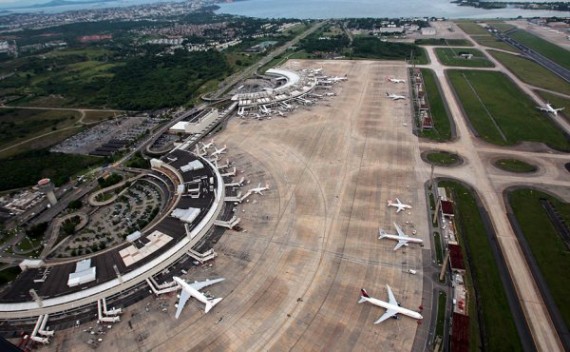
[250, 183, 269, 195]
[200, 139, 214, 152]
[387, 198, 412, 213]
[172, 276, 224, 319]
[537, 102, 565, 116]
[211, 145, 227, 157]
[386, 92, 406, 100]
[388, 78, 406, 84]
[379, 222, 423, 251]
[277, 111, 287, 117]
[358, 286, 423, 324]
[328, 76, 348, 82]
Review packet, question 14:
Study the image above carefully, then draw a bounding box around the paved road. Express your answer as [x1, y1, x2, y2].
[415, 35, 566, 351]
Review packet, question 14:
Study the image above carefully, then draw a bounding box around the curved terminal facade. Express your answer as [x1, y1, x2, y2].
[0, 148, 226, 327]
[231, 68, 318, 108]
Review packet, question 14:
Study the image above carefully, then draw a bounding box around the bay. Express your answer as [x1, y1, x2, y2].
[215, 0, 570, 19]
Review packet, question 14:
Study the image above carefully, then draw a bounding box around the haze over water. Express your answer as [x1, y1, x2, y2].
[216, 0, 570, 19]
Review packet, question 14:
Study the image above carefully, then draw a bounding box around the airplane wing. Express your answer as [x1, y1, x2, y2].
[175, 289, 191, 319]
[394, 223, 406, 237]
[374, 308, 399, 324]
[386, 285, 398, 305]
[393, 240, 407, 251]
[395, 206, 404, 213]
[190, 278, 225, 291]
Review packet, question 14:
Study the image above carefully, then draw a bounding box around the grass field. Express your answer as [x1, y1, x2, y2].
[435, 291, 447, 340]
[0, 125, 83, 159]
[493, 158, 537, 173]
[0, 108, 80, 150]
[508, 189, 570, 328]
[453, 22, 518, 52]
[415, 38, 473, 46]
[419, 69, 452, 141]
[434, 232, 443, 265]
[447, 70, 570, 151]
[535, 91, 570, 124]
[489, 50, 570, 96]
[485, 21, 516, 32]
[472, 36, 519, 52]
[440, 180, 522, 352]
[455, 21, 490, 35]
[434, 48, 494, 67]
[82, 110, 117, 124]
[426, 151, 461, 166]
[509, 30, 570, 70]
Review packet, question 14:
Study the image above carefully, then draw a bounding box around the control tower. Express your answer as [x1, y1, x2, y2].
[38, 178, 57, 206]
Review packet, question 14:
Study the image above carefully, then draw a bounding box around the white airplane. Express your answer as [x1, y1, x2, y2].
[211, 145, 227, 157]
[250, 183, 269, 195]
[388, 78, 406, 84]
[328, 76, 348, 82]
[387, 198, 412, 213]
[358, 286, 423, 324]
[537, 103, 565, 115]
[172, 276, 224, 319]
[386, 92, 406, 100]
[200, 139, 214, 152]
[379, 223, 423, 251]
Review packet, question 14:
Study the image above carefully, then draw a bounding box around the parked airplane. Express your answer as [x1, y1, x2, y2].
[387, 198, 412, 213]
[388, 78, 406, 84]
[211, 145, 227, 157]
[200, 139, 214, 152]
[379, 223, 423, 251]
[250, 183, 269, 195]
[328, 76, 348, 82]
[386, 92, 406, 100]
[537, 102, 565, 115]
[358, 286, 423, 324]
[172, 277, 225, 319]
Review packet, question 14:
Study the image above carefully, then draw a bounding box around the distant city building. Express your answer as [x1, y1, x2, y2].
[421, 27, 436, 36]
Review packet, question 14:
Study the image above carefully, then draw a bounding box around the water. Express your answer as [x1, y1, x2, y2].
[216, 0, 570, 19]
[0, 0, 187, 14]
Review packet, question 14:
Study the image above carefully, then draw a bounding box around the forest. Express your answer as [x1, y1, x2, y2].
[107, 50, 230, 110]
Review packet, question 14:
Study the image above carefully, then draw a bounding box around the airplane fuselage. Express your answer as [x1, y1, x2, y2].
[380, 234, 423, 244]
[361, 296, 423, 321]
[173, 277, 209, 306]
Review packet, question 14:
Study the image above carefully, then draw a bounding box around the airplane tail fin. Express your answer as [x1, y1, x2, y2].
[379, 229, 387, 239]
[358, 288, 370, 303]
[205, 298, 222, 313]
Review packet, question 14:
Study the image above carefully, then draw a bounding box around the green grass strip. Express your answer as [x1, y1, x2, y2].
[440, 180, 523, 351]
[509, 189, 570, 328]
